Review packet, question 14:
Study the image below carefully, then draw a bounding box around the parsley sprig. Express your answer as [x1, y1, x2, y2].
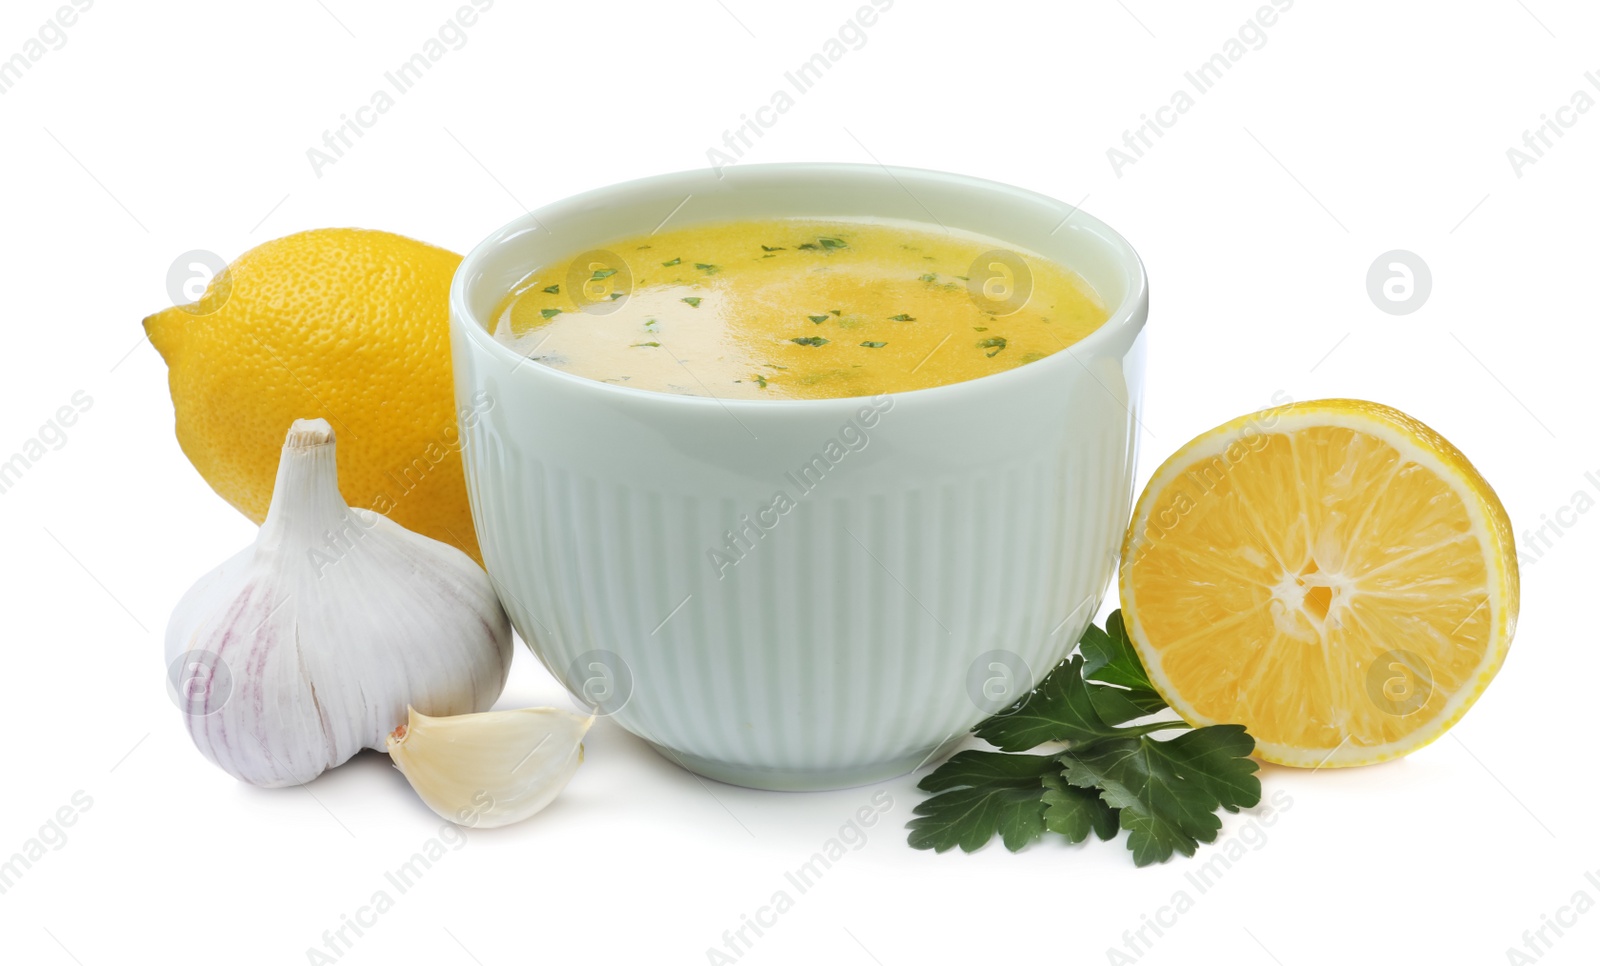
[907, 611, 1261, 865]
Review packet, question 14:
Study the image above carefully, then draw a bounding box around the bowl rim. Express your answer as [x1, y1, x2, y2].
[449, 161, 1148, 411]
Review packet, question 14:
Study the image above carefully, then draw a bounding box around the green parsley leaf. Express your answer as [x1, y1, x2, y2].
[695, 262, 719, 274]
[790, 336, 829, 347]
[761, 245, 785, 252]
[542, 284, 560, 294]
[808, 315, 829, 324]
[888, 313, 915, 322]
[1078, 611, 1169, 719]
[591, 268, 618, 280]
[919, 273, 938, 283]
[754, 374, 768, 388]
[1088, 681, 1172, 727]
[681, 297, 702, 308]
[906, 611, 1262, 866]
[797, 242, 820, 251]
[539, 308, 561, 319]
[819, 236, 847, 250]
[630, 342, 660, 348]
[1082, 611, 1159, 693]
[974, 655, 1130, 752]
[662, 257, 681, 266]
[1041, 771, 1120, 843]
[1062, 726, 1259, 866]
[859, 341, 887, 348]
[978, 336, 1007, 357]
[907, 751, 1057, 853]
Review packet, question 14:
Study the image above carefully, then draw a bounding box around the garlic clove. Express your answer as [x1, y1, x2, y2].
[386, 706, 592, 829]
[164, 418, 513, 788]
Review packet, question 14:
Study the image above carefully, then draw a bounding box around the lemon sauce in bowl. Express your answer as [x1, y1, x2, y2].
[490, 219, 1108, 400]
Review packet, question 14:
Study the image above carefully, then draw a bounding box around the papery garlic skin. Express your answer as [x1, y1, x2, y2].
[387, 706, 592, 829]
[165, 419, 512, 788]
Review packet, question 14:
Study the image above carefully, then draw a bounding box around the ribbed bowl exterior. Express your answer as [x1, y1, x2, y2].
[449, 164, 1148, 790]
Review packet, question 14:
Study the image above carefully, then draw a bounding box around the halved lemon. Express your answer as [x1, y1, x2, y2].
[1119, 399, 1518, 767]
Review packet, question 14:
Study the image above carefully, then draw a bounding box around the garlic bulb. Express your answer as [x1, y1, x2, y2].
[164, 419, 512, 787]
[387, 706, 592, 828]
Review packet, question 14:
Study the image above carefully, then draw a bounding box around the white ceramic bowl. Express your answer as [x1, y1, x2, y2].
[449, 163, 1148, 790]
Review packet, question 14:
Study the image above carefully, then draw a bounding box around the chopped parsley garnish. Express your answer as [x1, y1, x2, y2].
[798, 236, 849, 251]
[973, 326, 989, 332]
[681, 297, 702, 308]
[790, 336, 829, 346]
[591, 268, 618, 280]
[978, 336, 1007, 357]
[630, 342, 660, 348]
[918, 273, 938, 283]
[830, 309, 841, 316]
[808, 314, 829, 324]
[889, 314, 915, 322]
[754, 374, 768, 388]
[695, 262, 719, 274]
[609, 292, 626, 300]
[662, 257, 681, 266]
[542, 284, 560, 294]
[907, 611, 1261, 865]
[859, 341, 887, 348]
[539, 308, 561, 319]
[761, 245, 785, 252]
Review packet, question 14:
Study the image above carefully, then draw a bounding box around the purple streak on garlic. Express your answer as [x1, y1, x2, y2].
[163, 418, 512, 787]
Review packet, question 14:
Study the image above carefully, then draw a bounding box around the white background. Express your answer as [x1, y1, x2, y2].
[2, 1, 1595, 963]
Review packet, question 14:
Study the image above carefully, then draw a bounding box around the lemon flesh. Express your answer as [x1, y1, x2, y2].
[1119, 399, 1518, 767]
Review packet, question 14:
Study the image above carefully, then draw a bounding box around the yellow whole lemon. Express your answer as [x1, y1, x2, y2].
[144, 228, 482, 564]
